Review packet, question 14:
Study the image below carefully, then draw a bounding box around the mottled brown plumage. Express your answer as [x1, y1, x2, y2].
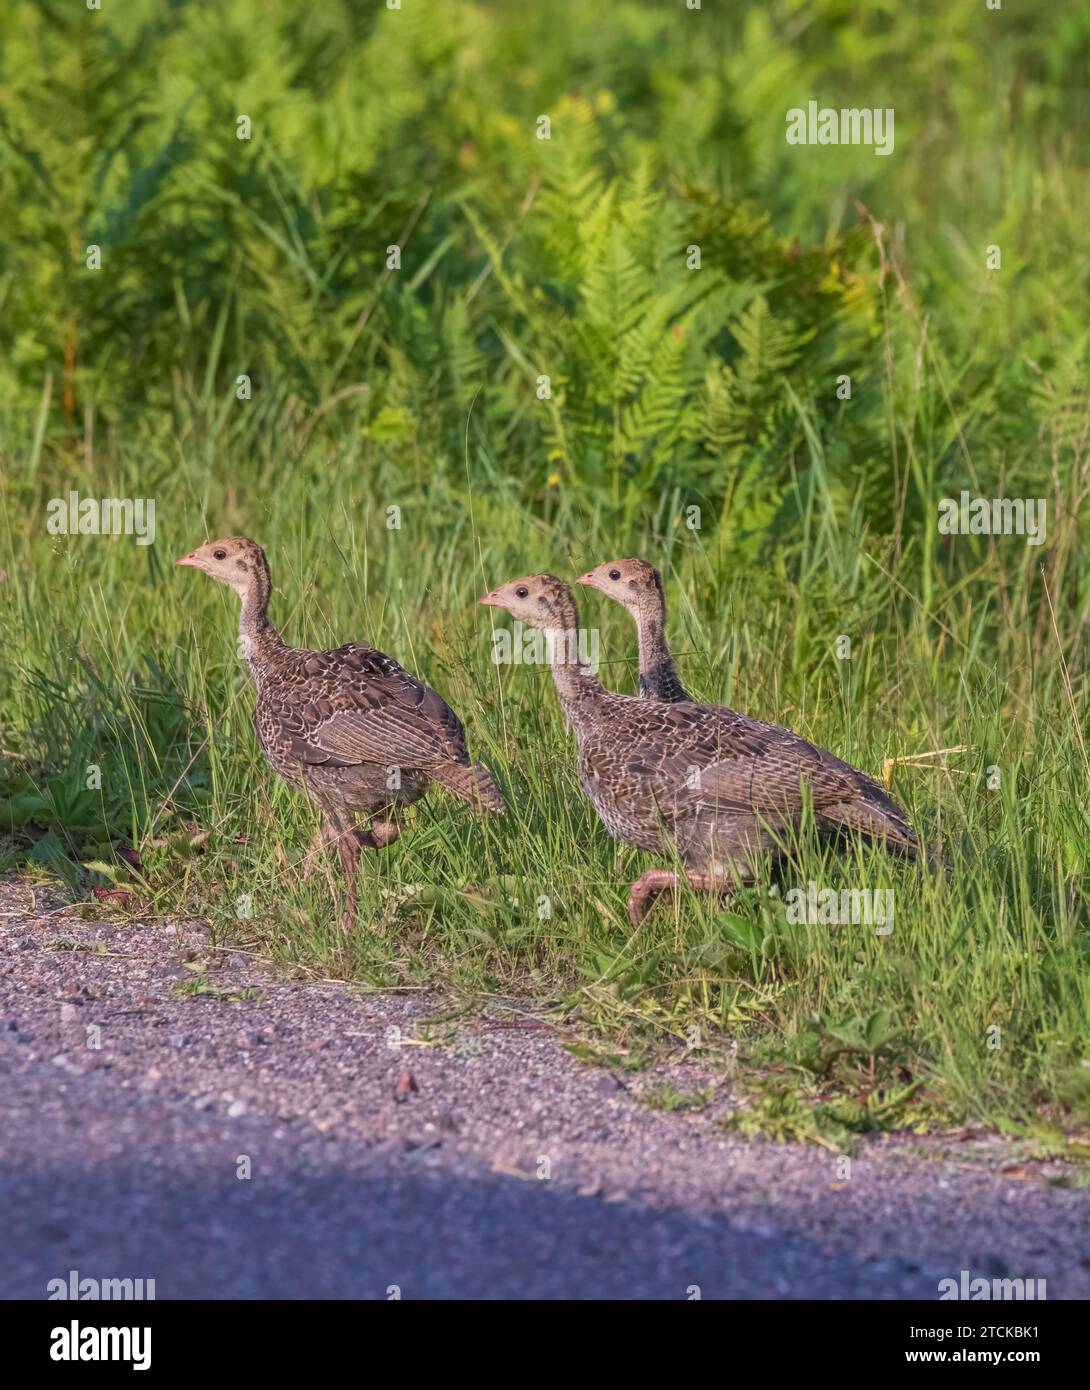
[179, 537, 504, 927]
[481, 572, 917, 927]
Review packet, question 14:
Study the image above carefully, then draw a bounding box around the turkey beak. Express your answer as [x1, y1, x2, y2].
[477, 590, 501, 607]
[176, 551, 200, 568]
[576, 571, 596, 588]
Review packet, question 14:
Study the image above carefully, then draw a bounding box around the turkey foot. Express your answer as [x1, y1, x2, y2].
[627, 869, 735, 928]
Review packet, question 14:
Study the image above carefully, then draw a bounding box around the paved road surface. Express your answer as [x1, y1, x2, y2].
[2, 878, 1086, 1299]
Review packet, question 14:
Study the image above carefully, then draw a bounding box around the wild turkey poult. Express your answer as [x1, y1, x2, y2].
[178, 537, 505, 927]
[480, 572, 918, 927]
[578, 557, 690, 701]
[578, 553, 928, 867]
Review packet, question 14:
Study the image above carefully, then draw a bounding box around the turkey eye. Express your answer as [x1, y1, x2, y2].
[213, 549, 227, 560]
[515, 586, 529, 598]
[609, 569, 621, 581]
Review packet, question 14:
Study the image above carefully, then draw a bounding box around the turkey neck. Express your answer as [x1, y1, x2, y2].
[542, 587, 605, 730]
[634, 590, 688, 700]
[238, 562, 285, 680]
[635, 590, 672, 682]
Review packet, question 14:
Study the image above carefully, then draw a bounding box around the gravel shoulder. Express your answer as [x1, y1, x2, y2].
[2, 875, 1087, 1300]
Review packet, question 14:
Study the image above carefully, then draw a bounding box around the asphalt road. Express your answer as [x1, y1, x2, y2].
[2, 877, 1087, 1300]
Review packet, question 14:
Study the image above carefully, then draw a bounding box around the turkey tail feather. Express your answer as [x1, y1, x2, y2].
[435, 761, 507, 814]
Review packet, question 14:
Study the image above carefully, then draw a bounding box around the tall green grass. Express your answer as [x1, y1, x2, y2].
[1, 0, 1088, 1145]
[2, 423, 1088, 1146]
